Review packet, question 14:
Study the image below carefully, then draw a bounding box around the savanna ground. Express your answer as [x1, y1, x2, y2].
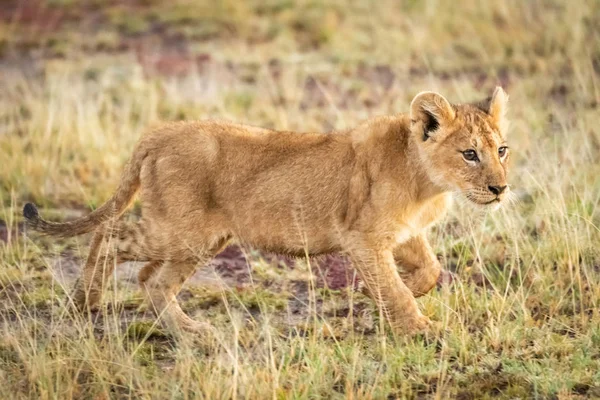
[1, 0, 600, 398]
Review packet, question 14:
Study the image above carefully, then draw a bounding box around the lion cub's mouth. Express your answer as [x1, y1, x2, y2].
[482, 198, 500, 205]
[465, 195, 505, 208]
[470, 197, 507, 211]
[463, 187, 510, 208]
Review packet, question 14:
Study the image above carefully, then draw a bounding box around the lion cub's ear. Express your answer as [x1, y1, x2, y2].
[410, 92, 455, 141]
[488, 86, 509, 134]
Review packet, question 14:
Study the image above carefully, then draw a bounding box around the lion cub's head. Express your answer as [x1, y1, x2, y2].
[410, 87, 511, 208]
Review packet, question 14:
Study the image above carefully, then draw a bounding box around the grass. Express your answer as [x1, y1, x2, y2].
[1, 0, 600, 398]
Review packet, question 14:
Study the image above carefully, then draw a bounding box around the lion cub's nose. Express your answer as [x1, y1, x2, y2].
[488, 185, 507, 195]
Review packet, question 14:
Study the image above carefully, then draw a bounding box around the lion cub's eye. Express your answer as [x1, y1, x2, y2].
[462, 149, 479, 162]
[498, 146, 508, 157]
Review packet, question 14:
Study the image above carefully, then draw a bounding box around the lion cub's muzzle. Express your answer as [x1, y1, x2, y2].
[464, 184, 510, 207]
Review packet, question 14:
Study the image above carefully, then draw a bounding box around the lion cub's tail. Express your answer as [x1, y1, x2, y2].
[23, 148, 147, 238]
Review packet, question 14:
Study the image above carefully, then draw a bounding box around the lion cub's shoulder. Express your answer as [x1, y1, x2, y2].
[349, 114, 410, 146]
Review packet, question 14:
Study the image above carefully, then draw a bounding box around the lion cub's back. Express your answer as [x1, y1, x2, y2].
[138, 120, 355, 231]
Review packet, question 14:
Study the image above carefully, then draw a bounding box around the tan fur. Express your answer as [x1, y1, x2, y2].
[24, 88, 510, 335]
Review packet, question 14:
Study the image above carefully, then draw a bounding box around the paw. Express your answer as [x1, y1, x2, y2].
[395, 313, 432, 336]
[180, 320, 212, 334]
[162, 312, 213, 335]
[70, 281, 100, 311]
[71, 287, 86, 310]
[399, 315, 448, 341]
[436, 269, 456, 288]
[412, 314, 433, 331]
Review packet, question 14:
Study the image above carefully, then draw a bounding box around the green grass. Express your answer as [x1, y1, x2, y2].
[1, 0, 600, 398]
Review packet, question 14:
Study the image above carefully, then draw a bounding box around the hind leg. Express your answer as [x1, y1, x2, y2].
[72, 220, 149, 310]
[139, 235, 230, 332]
[143, 258, 210, 333]
[138, 260, 163, 286]
[72, 226, 118, 310]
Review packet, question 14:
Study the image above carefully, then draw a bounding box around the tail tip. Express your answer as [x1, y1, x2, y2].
[23, 203, 39, 220]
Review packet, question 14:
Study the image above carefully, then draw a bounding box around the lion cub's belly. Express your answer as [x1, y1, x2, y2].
[230, 207, 344, 256]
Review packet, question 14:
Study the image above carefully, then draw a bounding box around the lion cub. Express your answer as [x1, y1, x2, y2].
[24, 87, 510, 335]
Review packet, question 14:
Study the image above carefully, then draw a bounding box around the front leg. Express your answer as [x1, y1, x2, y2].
[394, 233, 441, 297]
[347, 240, 430, 335]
